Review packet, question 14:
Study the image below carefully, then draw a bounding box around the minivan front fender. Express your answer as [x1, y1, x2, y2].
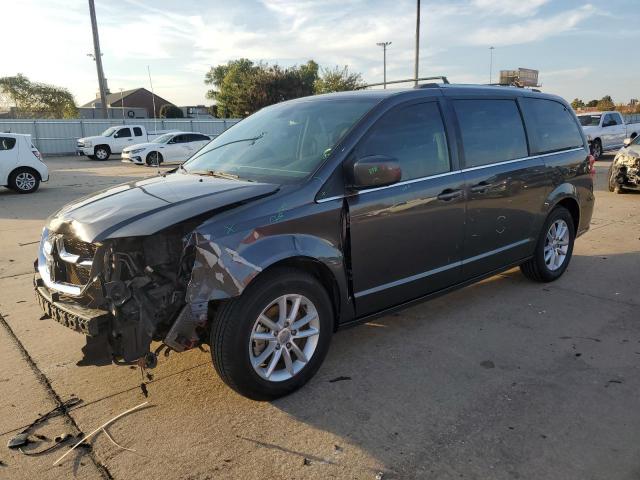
[184, 231, 348, 306]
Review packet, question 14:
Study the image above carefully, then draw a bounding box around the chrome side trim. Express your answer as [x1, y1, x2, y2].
[316, 147, 586, 203]
[354, 238, 532, 298]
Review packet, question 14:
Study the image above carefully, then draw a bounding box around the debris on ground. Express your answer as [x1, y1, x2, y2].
[480, 360, 495, 369]
[7, 397, 82, 451]
[53, 401, 149, 466]
[328, 376, 351, 383]
[375, 472, 385, 480]
[303, 457, 312, 466]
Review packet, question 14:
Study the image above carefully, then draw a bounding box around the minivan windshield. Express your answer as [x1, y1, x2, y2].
[578, 115, 601, 127]
[100, 127, 119, 137]
[183, 98, 378, 184]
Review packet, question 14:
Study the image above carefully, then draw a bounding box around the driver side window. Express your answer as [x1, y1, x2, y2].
[354, 102, 450, 181]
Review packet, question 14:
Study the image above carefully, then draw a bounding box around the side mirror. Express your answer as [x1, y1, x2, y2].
[624, 138, 632, 147]
[350, 155, 401, 189]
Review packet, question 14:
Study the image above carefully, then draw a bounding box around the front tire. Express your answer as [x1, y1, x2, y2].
[8, 168, 40, 193]
[145, 151, 163, 167]
[520, 206, 575, 282]
[210, 267, 334, 400]
[94, 146, 110, 161]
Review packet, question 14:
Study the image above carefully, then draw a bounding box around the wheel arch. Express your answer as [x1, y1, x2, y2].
[545, 185, 580, 234]
[9, 165, 41, 181]
[94, 144, 111, 154]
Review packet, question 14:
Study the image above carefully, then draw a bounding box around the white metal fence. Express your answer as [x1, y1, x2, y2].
[0, 118, 241, 155]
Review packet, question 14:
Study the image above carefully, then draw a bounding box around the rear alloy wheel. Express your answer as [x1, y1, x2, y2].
[9, 168, 40, 193]
[520, 206, 575, 282]
[210, 267, 333, 400]
[145, 151, 163, 167]
[591, 139, 602, 160]
[94, 146, 110, 161]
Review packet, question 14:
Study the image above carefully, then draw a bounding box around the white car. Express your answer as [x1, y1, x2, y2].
[0, 133, 48, 193]
[77, 125, 177, 161]
[577, 111, 640, 159]
[121, 132, 212, 166]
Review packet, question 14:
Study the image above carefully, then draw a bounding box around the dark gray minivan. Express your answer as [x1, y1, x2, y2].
[35, 84, 595, 399]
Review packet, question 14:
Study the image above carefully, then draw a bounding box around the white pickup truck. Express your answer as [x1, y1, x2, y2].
[76, 125, 176, 160]
[577, 111, 640, 159]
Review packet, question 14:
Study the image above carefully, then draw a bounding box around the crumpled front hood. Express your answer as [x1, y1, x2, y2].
[46, 172, 279, 242]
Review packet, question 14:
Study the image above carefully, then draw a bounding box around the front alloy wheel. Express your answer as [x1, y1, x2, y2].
[210, 267, 333, 400]
[249, 294, 320, 382]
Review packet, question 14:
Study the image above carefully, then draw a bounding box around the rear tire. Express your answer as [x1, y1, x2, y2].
[210, 267, 333, 400]
[8, 168, 40, 193]
[520, 206, 575, 282]
[592, 139, 602, 160]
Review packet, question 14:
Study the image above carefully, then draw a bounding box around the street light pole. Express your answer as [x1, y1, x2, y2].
[120, 88, 125, 121]
[88, 0, 108, 119]
[414, 0, 420, 86]
[376, 42, 392, 89]
[489, 46, 495, 84]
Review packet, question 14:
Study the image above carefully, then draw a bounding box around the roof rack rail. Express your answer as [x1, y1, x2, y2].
[358, 76, 449, 89]
[486, 82, 541, 92]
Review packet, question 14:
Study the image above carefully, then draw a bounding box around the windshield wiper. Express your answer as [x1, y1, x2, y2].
[205, 170, 240, 180]
[204, 132, 265, 153]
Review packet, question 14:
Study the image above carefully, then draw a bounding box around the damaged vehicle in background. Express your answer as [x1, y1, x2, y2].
[34, 85, 594, 400]
[608, 136, 640, 193]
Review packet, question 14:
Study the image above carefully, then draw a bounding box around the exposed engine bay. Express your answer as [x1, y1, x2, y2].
[609, 150, 640, 192]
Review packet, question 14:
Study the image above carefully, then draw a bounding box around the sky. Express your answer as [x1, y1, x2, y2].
[2, 0, 639, 107]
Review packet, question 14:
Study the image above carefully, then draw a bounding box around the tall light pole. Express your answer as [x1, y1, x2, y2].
[414, 0, 421, 86]
[489, 46, 495, 84]
[88, 0, 108, 119]
[120, 88, 125, 120]
[376, 41, 392, 89]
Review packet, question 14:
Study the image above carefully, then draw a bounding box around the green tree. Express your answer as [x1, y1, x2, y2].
[596, 95, 615, 110]
[314, 66, 366, 94]
[0, 74, 77, 118]
[586, 99, 599, 108]
[204, 59, 323, 117]
[571, 98, 585, 110]
[159, 104, 184, 118]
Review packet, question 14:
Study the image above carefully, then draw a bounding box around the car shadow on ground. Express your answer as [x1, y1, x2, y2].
[267, 251, 640, 478]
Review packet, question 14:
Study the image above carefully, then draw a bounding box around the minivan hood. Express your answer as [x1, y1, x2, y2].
[47, 172, 279, 242]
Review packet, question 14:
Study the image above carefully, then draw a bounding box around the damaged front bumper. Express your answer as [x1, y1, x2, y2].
[610, 153, 640, 191]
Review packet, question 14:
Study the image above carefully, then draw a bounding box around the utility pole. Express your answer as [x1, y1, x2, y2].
[88, 0, 108, 119]
[120, 88, 125, 120]
[489, 46, 495, 84]
[376, 42, 392, 88]
[414, 0, 420, 86]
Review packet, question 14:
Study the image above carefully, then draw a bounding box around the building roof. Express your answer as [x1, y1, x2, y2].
[81, 88, 173, 108]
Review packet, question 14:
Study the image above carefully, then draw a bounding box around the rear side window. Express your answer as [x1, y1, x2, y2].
[173, 134, 187, 143]
[0, 137, 17, 150]
[116, 128, 132, 138]
[520, 98, 583, 154]
[133, 127, 143, 136]
[355, 102, 450, 181]
[454, 99, 528, 168]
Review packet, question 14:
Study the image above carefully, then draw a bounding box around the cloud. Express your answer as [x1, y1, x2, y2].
[465, 4, 596, 46]
[470, 0, 550, 17]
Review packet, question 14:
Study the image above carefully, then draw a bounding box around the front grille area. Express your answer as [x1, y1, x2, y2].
[67, 263, 92, 285]
[45, 234, 96, 287]
[64, 237, 97, 259]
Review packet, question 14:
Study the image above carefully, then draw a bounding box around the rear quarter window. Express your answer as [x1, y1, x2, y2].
[520, 98, 583, 154]
[0, 137, 17, 150]
[453, 99, 528, 168]
[133, 127, 143, 136]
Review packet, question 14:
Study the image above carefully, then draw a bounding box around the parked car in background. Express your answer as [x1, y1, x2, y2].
[76, 125, 176, 161]
[121, 132, 212, 166]
[577, 111, 640, 159]
[608, 135, 640, 193]
[34, 85, 594, 400]
[0, 133, 48, 193]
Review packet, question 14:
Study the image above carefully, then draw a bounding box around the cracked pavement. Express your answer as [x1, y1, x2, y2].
[0, 155, 638, 479]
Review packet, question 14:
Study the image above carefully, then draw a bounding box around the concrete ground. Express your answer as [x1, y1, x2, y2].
[0, 154, 638, 479]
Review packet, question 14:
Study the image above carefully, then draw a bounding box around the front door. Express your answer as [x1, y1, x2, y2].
[601, 113, 625, 149]
[452, 98, 546, 278]
[113, 127, 134, 153]
[347, 100, 465, 316]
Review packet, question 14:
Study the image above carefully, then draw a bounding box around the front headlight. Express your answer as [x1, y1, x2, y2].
[130, 148, 145, 154]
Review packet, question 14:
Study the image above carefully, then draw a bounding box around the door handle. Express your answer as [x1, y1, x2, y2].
[437, 188, 463, 201]
[470, 182, 490, 193]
